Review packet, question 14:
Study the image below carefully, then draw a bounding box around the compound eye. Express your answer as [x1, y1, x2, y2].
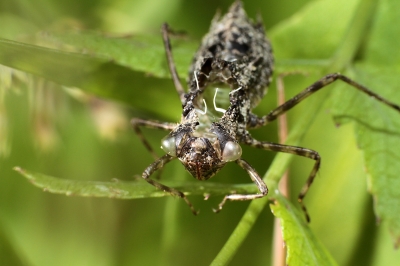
[161, 135, 177, 156]
[222, 141, 242, 162]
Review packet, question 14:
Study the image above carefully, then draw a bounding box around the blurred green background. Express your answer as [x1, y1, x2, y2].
[1, 0, 400, 265]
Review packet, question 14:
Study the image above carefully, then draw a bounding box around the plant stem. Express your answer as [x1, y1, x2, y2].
[271, 73, 290, 266]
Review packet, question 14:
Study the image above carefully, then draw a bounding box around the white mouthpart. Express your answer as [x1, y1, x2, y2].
[213, 88, 227, 113]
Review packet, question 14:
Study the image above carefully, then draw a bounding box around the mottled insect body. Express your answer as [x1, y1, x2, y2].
[133, 2, 272, 214]
[132, 1, 400, 217]
[187, 2, 273, 109]
[174, 1, 274, 181]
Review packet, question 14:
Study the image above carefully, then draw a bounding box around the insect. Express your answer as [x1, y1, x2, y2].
[131, 1, 400, 219]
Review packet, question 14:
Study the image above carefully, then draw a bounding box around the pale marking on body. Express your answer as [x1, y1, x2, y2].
[194, 71, 207, 115]
[229, 86, 242, 95]
[213, 88, 227, 113]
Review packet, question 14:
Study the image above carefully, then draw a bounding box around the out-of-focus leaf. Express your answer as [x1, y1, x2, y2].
[0, 224, 30, 265]
[45, 31, 198, 78]
[269, 0, 359, 59]
[364, 0, 400, 65]
[0, 38, 180, 118]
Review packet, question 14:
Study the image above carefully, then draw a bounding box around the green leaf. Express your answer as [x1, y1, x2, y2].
[331, 65, 400, 248]
[45, 31, 198, 79]
[0, 35, 192, 119]
[270, 194, 337, 266]
[269, 0, 360, 60]
[364, 0, 400, 65]
[330, 0, 400, 247]
[269, 0, 400, 247]
[13, 166, 258, 199]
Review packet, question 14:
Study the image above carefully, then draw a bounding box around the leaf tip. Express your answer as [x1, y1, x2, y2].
[13, 166, 24, 174]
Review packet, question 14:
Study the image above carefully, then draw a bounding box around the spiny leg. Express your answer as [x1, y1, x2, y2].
[214, 158, 268, 213]
[143, 154, 198, 215]
[248, 73, 400, 128]
[162, 23, 186, 105]
[131, 118, 175, 160]
[131, 118, 176, 179]
[243, 136, 321, 222]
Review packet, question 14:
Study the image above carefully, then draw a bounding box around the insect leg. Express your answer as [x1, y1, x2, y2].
[248, 73, 400, 128]
[142, 154, 198, 215]
[131, 118, 175, 160]
[214, 158, 268, 212]
[162, 23, 186, 105]
[244, 136, 321, 222]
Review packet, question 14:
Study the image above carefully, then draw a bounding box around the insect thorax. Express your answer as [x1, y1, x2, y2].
[188, 1, 274, 110]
